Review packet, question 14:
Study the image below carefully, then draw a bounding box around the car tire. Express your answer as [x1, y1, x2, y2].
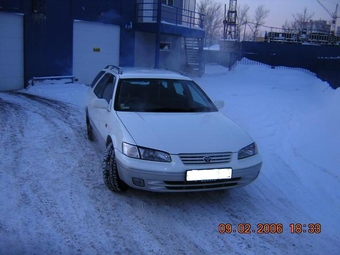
[86, 115, 94, 141]
[103, 142, 129, 192]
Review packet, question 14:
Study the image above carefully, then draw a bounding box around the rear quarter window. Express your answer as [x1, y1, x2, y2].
[91, 71, 105, 88]
[94, 73, 116, 102]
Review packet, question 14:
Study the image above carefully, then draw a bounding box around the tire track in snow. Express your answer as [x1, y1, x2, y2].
[0, 97, 29, 177]
[0, 92, 149, 254]
[0, 92, 104, 254]
[12, 92, 86, 140]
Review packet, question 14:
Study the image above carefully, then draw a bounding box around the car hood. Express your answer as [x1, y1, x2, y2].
[117, 111, 253, 154]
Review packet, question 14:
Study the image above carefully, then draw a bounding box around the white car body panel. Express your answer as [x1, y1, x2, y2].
[86, 66, 262, 192]
[116, 111, 252, 154]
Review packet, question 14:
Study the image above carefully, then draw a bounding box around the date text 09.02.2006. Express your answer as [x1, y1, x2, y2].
[218, 223, 322, 234]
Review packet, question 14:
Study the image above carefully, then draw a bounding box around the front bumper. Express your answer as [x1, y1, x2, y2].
[115, 149, 262, 192]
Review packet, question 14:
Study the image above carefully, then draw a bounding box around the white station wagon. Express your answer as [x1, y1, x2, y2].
[86, 65, 262, 192]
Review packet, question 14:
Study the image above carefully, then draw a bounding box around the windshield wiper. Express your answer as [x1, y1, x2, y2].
[146, 107, 215, 112]
[146, 107, 188, 112]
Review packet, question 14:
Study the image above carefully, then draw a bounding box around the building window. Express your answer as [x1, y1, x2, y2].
[160, 42, 171, 51]
[32, 0, 46, 14]
[162, 0, 174, 6]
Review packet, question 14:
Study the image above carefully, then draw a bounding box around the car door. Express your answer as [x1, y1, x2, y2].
[89, 73, 116, 145]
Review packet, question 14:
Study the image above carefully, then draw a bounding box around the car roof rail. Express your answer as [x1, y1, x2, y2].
[105, 65, 123, 74]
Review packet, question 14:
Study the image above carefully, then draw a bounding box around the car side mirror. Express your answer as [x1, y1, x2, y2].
[92, 98, 109, 109]
[214, 100, 225, 110]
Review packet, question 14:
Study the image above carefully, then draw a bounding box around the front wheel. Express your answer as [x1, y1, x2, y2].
[102, 143, 129, 192]
[86, 115, 94, 141]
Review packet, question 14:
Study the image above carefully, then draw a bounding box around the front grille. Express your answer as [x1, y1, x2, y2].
[179, 152, 232, 165]
[164, 177, 241, 190]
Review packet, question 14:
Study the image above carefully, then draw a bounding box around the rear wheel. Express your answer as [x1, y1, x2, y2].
[102, 143, 128, 192]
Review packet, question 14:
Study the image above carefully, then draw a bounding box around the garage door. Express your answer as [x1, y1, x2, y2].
[0, 12, 24, 91]
[73, 20, 120, 85]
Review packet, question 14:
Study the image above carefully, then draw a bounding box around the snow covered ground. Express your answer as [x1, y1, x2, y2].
[0, 60, 339, 254]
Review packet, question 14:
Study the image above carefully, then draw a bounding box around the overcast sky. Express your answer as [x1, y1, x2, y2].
[216, 0, 339, 28]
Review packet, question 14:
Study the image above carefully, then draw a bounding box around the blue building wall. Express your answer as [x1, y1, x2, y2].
[0, 0, 136, 86]
[23, 0, 73, 80]
[118, 0, 136, 67]
[1, 0, 205, 87]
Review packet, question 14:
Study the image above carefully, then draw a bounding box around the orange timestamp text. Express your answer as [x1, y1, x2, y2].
[218, 223, 322, 234]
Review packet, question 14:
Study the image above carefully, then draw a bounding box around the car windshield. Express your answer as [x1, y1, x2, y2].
[114, 79, 218, 112]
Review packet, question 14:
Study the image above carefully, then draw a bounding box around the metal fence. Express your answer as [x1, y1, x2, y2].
[316, 57, 340, 89]
[240, 42, 340, 89]
[232, 57, 317, 77]
[204, 42, 340, 89]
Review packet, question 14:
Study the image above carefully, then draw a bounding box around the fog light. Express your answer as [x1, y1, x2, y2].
[132, 177, 145, 187]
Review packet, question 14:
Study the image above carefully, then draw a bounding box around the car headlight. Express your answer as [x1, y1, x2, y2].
[122, 142, 171, 162]
[238, 143, 258, 160]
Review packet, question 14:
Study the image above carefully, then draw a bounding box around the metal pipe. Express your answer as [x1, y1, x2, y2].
[154, 0, 162, 68]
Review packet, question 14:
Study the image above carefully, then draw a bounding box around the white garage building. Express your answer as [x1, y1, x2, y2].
[0, 12, 24, 91]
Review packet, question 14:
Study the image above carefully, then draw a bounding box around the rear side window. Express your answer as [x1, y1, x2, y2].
[91, 71, 105, 88]
[94, 73, 116, 103]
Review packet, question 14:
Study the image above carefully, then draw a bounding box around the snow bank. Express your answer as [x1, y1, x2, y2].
[26, 82, 88, 107]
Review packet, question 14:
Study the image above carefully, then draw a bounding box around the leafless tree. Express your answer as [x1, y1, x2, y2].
[282, 20, 298, 32]
[236, 4, 250, 41]
[248, 5, 270, 41]
[292, 7, 314, 31]
[196, 0, 224, 47]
